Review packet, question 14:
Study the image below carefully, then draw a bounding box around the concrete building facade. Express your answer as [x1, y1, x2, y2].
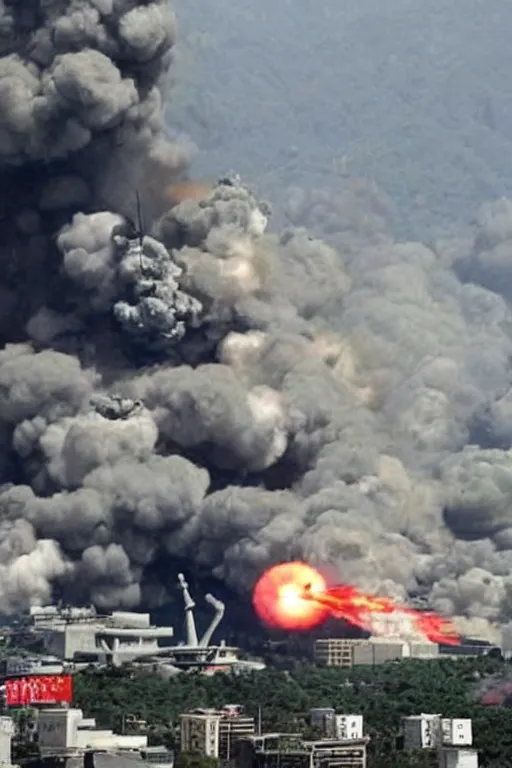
[309, 709, 335, 731]
[403, 715, 473, 752]
[353, 638, 439, 665]
[0, 717, 14, 766]
[441, 719, 473, 748]
[403, 715, 478, 767]
[325, 715, 364, 741]
[180, 706, 255, 761]
[311, 710, 364, 741]
[94, 749, 174, 768]
[314, 639, 363, 668]
[180, 712, 220, 758]
[403, 713, 443, 750]
[0, 656, 64, 678]
[438, 748, 479, 768]
[219, 716, 256, 761]
[314, 637, 438, 667]
[235, 734, 368, 768]
[31, 607, 174, 667]
[38, 708, 148, 757]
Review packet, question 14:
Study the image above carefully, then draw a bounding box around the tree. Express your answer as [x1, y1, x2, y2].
[71, 657, 512, 767]
[175, 753, 219, 768]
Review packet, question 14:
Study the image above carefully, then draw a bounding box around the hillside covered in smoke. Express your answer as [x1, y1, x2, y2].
[4, 0, 512, 645]
[170, 0, 512, 241]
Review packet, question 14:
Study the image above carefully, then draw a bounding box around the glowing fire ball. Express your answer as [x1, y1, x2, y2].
[253, 560, 461, 643]
[252, 561, 329, 631]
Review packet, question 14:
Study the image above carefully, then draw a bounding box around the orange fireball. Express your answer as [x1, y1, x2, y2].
[252, 562, 328, 631]
[252, 561, 461, 645]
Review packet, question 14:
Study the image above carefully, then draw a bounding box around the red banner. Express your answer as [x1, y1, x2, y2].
[5, 675, 72, 706]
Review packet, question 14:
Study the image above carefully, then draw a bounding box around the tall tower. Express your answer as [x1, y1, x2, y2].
[178, 573, 199, 646]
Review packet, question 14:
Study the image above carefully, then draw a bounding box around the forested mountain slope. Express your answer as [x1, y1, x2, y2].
[168, 0, 512, 239]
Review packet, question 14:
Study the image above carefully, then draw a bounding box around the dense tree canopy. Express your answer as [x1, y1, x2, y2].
[72, 657, 512, 767]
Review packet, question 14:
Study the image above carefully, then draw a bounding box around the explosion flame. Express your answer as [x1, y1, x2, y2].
[252, 561, 329, 631]
[253, 562, 461, 645]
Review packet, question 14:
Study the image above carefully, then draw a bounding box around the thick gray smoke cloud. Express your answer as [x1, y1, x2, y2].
[3, 0, 512, 644]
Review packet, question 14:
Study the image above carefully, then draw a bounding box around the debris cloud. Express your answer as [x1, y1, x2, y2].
[1, 1, 512, 643]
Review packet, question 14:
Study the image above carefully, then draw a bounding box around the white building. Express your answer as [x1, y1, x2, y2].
[0, 717, 14, 766]
[314, 636, 438, 667]
[403, 715, 478, 767]
[325, 714, 364, 741]
[38, 708, 148, 757]
[441, 719, 472, 747]
[403, 715, 473, 751]
[403, 714, 442, 750]
[31, 607, 174, 667]
[438, 748, 479, 768]
[353, 637, 439, 666]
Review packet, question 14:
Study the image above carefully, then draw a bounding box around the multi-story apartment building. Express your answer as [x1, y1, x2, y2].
[309, 710, 365, 742]
[314, 639, 363, 668]
[309, 709, 335, 731]
[325, 715, 364, 741]
[403, 714, 478, 768]
[180, 706, 255, 762]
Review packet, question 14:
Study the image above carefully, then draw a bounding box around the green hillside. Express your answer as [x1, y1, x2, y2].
[73, 657, 512, 767]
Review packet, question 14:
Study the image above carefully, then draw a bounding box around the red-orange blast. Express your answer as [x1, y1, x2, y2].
[252, 562, 329, 631]
[252, 561, 461, 645]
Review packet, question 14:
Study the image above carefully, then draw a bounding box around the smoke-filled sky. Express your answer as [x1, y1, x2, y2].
[3, 0, 512, 645]
[169, 0, 512, 241]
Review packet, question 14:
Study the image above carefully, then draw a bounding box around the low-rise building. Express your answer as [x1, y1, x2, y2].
[180, 711, 219, 758]
[0, 717, 14, 766]
[30, 607, 175, 667]
[403, 715, 473, 751]
[180, 706, 255, 761]
[403, 715, 478, 767]
[0, 655, 65, 679]
[235, 733, 369, 768]
[324, 715, 364, 741]
[441, 719, 473, 748]
[314, 637, 438, 667]
[437, 747, 479, 768]
[309, 710, 364, 741]
[137, 746, 175, 767]
[314, 639, 364, 668]
[403, 714, 443, 750]
[309, 709, 335, 731]
[38, 708, 148, 757]
[94, 747, 174, 768]
[353, 638, 438, 666]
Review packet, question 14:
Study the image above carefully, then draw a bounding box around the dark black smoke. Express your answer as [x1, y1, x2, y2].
[2, 1, 512, 646]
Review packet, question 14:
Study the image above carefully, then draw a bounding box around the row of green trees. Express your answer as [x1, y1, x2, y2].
[72, 657, 512, 768]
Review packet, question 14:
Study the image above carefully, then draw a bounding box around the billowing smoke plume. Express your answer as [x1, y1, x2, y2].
[3, 1, 512, 643]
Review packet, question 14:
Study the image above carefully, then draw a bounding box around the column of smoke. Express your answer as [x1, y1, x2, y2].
[3, 2, 512, 642]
